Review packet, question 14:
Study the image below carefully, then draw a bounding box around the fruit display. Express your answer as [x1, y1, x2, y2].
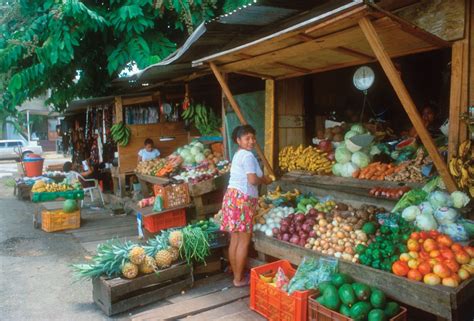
[135, 155, 182, 177]
[449, 139, 474, 196]
[32, 179, 82, 193]
[279, 145, 334, 174]
[369, 186, 411, 200]
[173, 159, 230, 184]
[316, 273, 403, 320]
[392, 230, 474, 287]
[181, 103, 221, 136]
[111, 121, 131, 147]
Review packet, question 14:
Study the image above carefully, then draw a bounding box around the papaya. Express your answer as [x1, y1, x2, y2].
[370, 289, 386, 309]
[368, 309, 387, 321]
[338, 284, 356, 306]
[339, 304, 352, 317]
[384, 302, 400, 318]
[352, 282, 372, 301]
[350, 301, 372, 320]
[321, 284, 340, 311]
[331, 273, 354, 288]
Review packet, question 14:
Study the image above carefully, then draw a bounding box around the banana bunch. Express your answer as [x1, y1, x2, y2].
[279, 145, 334, 174]
[32, 180, 47, 193]
[449, 139, 474, 196]
[265, 186, 301, 201]
[111, 122, 131, 147]
[182, 103, 220, 136]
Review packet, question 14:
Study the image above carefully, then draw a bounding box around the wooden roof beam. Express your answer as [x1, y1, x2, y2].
[332, 46, 374, 60]
[234, 70, 274, 79]
[236, 53, 310, 77]
[358, 16, 457, 192]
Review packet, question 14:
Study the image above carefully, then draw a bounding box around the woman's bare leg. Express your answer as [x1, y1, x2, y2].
[228, 232, 239, 275]
[233, 232, 252, 286]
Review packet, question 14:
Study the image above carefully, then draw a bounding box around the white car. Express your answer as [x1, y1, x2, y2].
[0, 140, 43, 160]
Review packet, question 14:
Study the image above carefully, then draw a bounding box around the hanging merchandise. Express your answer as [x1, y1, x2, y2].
[181, 103, 221, 136]
[125, 105, 159, 125]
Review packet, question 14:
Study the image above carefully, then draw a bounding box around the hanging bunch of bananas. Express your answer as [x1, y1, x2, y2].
[279, 145, 334, 174]
[111, 122, 131, 147]
[181, 103, 220, 136]
[449, 139, 474, 196]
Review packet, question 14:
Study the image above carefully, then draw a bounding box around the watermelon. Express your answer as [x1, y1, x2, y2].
[63, 199, 78, 213]
[395, 138, 417, 151]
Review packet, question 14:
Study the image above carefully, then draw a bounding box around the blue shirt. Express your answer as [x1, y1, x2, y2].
[138, 148, 160, 161]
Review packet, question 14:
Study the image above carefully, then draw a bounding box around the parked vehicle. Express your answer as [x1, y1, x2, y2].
[0, 140, 43, 160]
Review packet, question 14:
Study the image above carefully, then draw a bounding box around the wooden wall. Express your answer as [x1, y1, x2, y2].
[118, 122, 189, 173]
[276, 78, 305, 152]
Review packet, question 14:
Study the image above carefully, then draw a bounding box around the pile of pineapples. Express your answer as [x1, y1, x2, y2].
[73, 230, 183, 280]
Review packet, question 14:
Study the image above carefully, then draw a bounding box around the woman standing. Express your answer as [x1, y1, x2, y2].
[221, 125, 272, 287]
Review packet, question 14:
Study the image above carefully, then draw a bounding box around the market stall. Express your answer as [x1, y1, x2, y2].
[193, 2, 474, 321]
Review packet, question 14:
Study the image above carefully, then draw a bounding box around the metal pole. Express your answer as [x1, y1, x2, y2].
[26, 110, 30, 142]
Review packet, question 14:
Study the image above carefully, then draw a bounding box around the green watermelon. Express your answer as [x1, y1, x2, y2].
[63, 199, 78, 213]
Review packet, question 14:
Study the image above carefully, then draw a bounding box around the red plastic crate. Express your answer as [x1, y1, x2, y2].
[143, 208, 186, 233]
[250, 260, 312, 321]
[308, 294, 407, 321]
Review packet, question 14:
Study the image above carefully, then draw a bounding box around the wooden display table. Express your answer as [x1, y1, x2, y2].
[135, 173, 170, 198]
[188, 173, 229, 220]
[253, 232, 474, 321]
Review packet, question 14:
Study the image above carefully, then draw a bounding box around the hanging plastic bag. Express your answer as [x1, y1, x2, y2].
[287, 256, 338, 294]
[153, 196, 163, 212]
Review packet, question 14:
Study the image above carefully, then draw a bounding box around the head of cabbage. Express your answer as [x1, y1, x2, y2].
[332, 163, 344, 176]
[335, 146, 352, 164]
[351, 151, 370, 168]
[340, 162, 359, 177]
[450, 191, 470, 209]
[428, 191, 453, 209]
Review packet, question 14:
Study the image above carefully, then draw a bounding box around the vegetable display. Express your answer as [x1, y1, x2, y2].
[32, 179, 82, 193]
[316, 273, 402, 320]
[369, 186, 411, 200]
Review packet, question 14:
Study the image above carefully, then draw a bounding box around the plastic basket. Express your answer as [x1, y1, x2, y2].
[308, 295, 407, 321]
[207, 230, 229, 248]
[41, 208, 80, 232]
[143, 208, 186, 233]
[32, 190, 84, 203]
[153, 183, 190, 209]
[250, 260, 312, 321]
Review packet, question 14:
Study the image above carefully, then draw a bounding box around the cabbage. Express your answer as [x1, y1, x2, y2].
[180, 149, 191, 159]
[350, 124, 366, 134]
[369, 145, 381, 156]
[344, 130, 358, 141]
[415, 212, 438, 231]
[351, 151, 370, 168]
[194, 153, 206, 163]
[428, 191, 452, 209]
[183, 155, 195, 164]
[438, 223, 469, 242]
[434, 207, 459, 225]
[176, 147, 183, 154]
[190, 146, 201, 155]
[419, 201, 434, 216]
[340, 162, 359, 178]
[193, 142, 204, 150]
[402, 205, 420, 222]
[450, 191, 470, 209]
[335, 146, 352, 164]
[332, 163, 343, 176]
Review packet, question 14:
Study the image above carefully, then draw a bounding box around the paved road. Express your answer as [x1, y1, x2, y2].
[0, 152, 70, 178]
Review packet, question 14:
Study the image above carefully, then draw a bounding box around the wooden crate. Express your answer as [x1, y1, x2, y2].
[41, 208, 80, 232]
[92, 262, 193, 316]
[153, 183, 191, 209]
[188, 173, 229, 197]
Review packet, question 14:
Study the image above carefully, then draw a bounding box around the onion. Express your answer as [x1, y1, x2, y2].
[281, 218, 290, 226]
[280, 225, 289, 233]
[289, 235, 300, 244]
[308, 208, 317, 216]
[295, 225, 302, 232]
[319, 219, 328, 226]
[302, 223, 311, 232]
[336, 231, 345, 239]
[337, 239, 345, 246]
[327, 224, 333, 230]
[344, 241, 352, 248]
[305, 219, 316, 226]
[272, 227, 280, 236]
[289, 226, 295, 234]
[344, 247, 355, 255]
[305, 243, 312, 249]
[287, 214, 295, 221]
[316, 213, 324, 220]
[327, 248, 335, 255]
[299, 239, 306, 247]
[295, 213, 305, 223]
[319, 226, 327, 234]
[300, 232, 308, 240]
[308, 237, 315, 245]
[335, 245, 344, 252]
[308, 230, 317, 238]
[276, 234, 282, 240]
[282, 233, 290, 242]
[342, 225, 353, 232]
[322, 243, 330, 250]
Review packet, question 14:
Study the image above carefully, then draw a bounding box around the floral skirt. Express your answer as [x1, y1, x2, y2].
[220, 188, 258, 233]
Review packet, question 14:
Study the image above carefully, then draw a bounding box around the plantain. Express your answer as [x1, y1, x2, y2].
[458, 139, 471, 158]
[449, 157, 460, 177]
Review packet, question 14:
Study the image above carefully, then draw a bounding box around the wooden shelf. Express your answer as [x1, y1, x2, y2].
[135, 173, 170, 185]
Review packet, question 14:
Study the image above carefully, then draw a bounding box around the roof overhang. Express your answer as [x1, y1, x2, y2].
[194, 3, 451, 80]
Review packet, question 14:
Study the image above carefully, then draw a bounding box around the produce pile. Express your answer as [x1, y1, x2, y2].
[73, 219, 219, 280]
[181, 103, 221, 136]
[316, 273, 403, 320]
[449, 139, 474, 196]
[135, 155, 182, 177]
[368, 186, 411, 200]
[279, 145, 334, 174]
[32, 179, 82, 193]
[111, 121, 131, 147]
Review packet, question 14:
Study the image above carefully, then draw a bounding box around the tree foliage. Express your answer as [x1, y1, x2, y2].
[0, 0, 249, 114]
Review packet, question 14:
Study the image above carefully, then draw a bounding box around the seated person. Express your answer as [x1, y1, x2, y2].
[138, 138, 160, 162]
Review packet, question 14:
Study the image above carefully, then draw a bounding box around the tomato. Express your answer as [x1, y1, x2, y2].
[407, 239, 420, 252]
[429, 230, 440, 238]
[423, 239, 438, 252]
[464, 246, 474, 258]
[444, 260, 460, 273]
[442, 276, 459, 287]
[440, 249, 455, 261]
[419, 251, 430, 261]
[436, 235, 453, 247]
[458, 268, 470, 280]
[451, 243, 463, 252]
[407, 269, 423, 282]
[433, 263, 452, 278]
[454, 251, 471, 264]
[410, 232, 420, 240]
[419, 231, 429, 240]
[392, 260, 409, 276]
[423, 273, 441, 285]
[417, 261, 431, 276]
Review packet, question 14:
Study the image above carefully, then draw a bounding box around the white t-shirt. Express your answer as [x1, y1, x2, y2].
[139, 148, 160, 161]
[228, 149, 263, 198]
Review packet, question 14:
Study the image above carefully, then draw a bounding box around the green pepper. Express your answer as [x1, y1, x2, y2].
[385, 245, 395, 256]
[401, 234, 410, 242]
[398, 244, 408, 253]
[390, 255, 399, 264]
[365, 248, 373, 257]
[372, 249, 381, 260]
[375, 236, 384, 243]
[371, 260, 381, 269]
[380, 225, 390, 234]
[391, 226, 400, 234]
[355, 244, 367, 255]
[359, 254, 371, 265]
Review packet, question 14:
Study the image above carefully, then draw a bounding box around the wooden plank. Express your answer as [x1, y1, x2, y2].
[253, 233, 471, 320]
[135, 173, 170, 185]
[215, 309, 266, 321]
[131, 286, 250, 321]
[115, 96, 123, 123]
[183, 300, 254, 321]
[448, 41, 467, 160]
[210, 62, 274, 177]
[167, 273, 233, 304]
[332, 46, 375, 60]
[122, 95, 154, 106]
[264, 79, 276, 175]
[278, 115, 304, 128]
[358, 16, 457, 193]
[188, 173, 229, 197]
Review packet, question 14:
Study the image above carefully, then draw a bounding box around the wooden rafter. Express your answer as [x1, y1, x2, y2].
[209, 62, 275, 177]
[234, 70, 273, 79]
[358, 16, 457, 192]
[332, 46, 374, 60]
[237, 53, 310, 75]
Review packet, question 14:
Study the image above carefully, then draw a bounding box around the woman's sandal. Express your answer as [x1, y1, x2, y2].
[233, 274, 250, 287]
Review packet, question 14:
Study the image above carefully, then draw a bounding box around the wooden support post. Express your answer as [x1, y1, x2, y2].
[209, 62, 275, 177]
[264, 79, 276, 174]
[114, 96, 123, 123]
[358, 17, 458, 193]
[448, 41, 468, 160]
[221, 73, 228, 160]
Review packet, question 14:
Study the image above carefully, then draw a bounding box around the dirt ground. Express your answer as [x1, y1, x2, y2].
[0, 179, 129, 321]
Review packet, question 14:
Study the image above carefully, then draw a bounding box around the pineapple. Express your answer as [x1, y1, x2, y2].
[168, 230, 183, 249]
[139, 256, 156, 274]
[168, 246, 180, 262]
[129, 246, 146, 265]
[121, 262, 139, 279]
[155, 249, 173, 269]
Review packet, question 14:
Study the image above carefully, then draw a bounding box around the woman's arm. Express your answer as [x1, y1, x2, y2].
[247, 173, 271, 186]
[138, 155, 143, 162]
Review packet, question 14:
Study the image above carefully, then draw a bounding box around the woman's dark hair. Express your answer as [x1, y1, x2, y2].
[144, 138, 154, 146]
[232, 125, 256, 143]
[63, 161, 73, 173]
